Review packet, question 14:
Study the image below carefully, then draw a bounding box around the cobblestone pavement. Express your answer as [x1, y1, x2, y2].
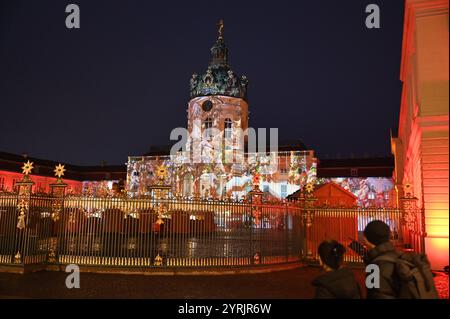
[0, 267, 447, 299]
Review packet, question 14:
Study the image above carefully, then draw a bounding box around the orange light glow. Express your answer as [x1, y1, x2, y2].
[0, 170, 83, 194]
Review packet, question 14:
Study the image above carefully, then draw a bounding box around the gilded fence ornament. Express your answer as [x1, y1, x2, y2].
[16, 160, 35, 194]
[47, 248, 57, 263]
[305, 182, 314, 194]
[154, 254, 163, 266]
[21, 160, 34, 176]
[155, 164, 169, 185]
[54, 164, 66, 181]
[156, 203, 167, 225]
[14, 251, 22, 264]
[253, 252, 260, 265]
[51, 201, 61, 222]
[252, 172, 261, 191]
[16, 200, 28, 229]
[400, 183, 419, 232]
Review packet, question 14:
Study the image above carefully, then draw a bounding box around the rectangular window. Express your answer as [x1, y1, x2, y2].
[204, 118, 213, 139]
[263, 184, 269, 193]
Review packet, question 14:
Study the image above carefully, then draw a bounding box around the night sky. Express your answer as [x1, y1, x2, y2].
[0, 0, 404, 165]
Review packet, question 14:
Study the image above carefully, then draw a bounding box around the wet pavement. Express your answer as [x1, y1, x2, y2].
[0, 266, 447, 299]
[0, 266, 356, 299]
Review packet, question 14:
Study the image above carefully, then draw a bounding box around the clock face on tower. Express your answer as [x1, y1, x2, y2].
[202, 100, 213, 112]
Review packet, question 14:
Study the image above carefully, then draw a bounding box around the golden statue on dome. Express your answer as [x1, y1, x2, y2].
[217, 19, 224, 39]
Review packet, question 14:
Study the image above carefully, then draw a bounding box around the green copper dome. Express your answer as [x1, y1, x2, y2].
[189, 20, 248, 101]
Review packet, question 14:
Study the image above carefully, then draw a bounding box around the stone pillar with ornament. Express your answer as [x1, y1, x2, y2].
[399, 183, 423, 252]
[48, 164, 67, 263]
[13, 160, 35, 264]
[248, 172, 263, 264]
[148, 164, 172, 266]
[302, 182, 316, 261]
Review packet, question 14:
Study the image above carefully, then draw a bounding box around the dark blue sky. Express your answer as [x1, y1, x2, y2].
[0, 0, 404, 165]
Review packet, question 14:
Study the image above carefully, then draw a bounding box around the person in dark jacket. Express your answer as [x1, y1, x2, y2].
[312, 240, 361, 299]
[363, 220, 400, 299]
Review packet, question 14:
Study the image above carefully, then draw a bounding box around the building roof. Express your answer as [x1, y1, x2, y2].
[0, 151, 126, 181]
[314, 182, 358, 199]
[189, 20, 248, 101]
[287, 182, 358, 201]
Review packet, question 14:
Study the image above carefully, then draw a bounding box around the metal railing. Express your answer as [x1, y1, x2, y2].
[306, 207, 419, 263]
[0, 193, 425, 269]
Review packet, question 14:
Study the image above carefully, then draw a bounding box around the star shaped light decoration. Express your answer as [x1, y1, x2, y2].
[54, 164, 66, 178]
[155, 164, 168, 182]
[21, 160, 34, 175]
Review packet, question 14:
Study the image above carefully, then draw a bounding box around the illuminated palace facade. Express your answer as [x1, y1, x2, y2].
[126, 22, 395, 204]
[0, 22, 396, 207]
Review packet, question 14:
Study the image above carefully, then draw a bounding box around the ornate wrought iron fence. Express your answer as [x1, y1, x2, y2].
[55, 197, 304, 267]
[0, 193, 425, 269]
[0, 195, 54, 265]
[306, 207, 412, 263]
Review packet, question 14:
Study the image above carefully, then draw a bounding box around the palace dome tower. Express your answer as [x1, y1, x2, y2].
[187, 20, 249, 144]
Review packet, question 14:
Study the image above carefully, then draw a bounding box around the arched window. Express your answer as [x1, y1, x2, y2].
[224, 118, 232, 138]
[204, 117, 213, 138]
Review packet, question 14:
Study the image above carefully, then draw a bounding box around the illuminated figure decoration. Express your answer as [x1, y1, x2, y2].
[127, 20, 317, 200]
